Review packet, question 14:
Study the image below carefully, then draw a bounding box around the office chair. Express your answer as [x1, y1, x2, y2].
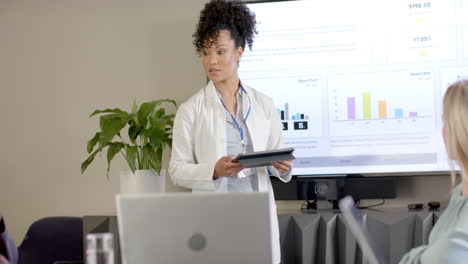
[18, 217, 83, 264]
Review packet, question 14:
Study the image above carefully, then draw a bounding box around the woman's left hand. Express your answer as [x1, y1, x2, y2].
[272, 160, 292, 174]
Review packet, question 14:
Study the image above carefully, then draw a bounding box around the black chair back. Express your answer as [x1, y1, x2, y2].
[18, 217, 83, 264]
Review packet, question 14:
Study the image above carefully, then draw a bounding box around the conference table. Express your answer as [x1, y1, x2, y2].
[83, 208, 442, 264]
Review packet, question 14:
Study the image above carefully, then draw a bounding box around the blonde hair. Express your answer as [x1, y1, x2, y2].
[443, 80, 468, 187]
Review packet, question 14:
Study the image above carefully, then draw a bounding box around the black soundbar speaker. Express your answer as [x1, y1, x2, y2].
[271, 176, 396, 200]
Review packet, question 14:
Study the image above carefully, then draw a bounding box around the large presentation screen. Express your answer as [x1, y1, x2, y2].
[239, 0, 468, 175]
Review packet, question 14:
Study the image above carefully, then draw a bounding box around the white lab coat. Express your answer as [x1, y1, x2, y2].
[169, 81, 292, 264]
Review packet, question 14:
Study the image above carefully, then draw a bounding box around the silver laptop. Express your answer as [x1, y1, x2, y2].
[116, 192, 272, 264]
[339, 196, 386, 264]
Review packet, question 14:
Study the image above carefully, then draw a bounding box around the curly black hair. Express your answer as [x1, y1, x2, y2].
[193, 0, 257, 54]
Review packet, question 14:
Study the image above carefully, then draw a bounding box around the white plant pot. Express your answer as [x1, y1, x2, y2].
[120, 169, 166, 193]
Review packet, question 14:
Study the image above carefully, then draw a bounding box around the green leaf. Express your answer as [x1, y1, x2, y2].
[128, 125, 141, 143]
[122, 113, 135, 126]
[162, 133, 172, 147]
[146, 127, 165, 151]
[154, 108, 165, 118]
[152, 147, 163, 174]
[143, 144, 162, 174]
[125, 146, 138, 173]
[99, 116, 125, 146]
[106, 142, 125, 178]
[81, 143, 109, 174]
[140, 144, 151, 169]
[166, 113, 176, 120]
[89, 108, 127, 118]
[86, 132, 101, 153]
[137, 99, 177, 128]
[149, 111, 174, 133]
[81, 154, 95, 174]
[149, 118, 166, 132]
[161, 114, 175, 130]
[137, 102, 157, 128]
[166, 137, 173, 148]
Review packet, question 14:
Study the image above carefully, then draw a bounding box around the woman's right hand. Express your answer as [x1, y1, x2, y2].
[213, 156, 245, 179]
[0, 255, 10, 264]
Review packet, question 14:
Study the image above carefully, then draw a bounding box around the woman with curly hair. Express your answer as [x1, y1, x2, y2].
[169, 0, 292, 263]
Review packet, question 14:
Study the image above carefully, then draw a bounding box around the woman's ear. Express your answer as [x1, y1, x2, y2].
[236, 46, 244, 62]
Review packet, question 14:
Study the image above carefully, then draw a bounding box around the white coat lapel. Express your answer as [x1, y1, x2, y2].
[199, 81, 228, 191]
[206, 81, 226, 121]
[204, 81, 227, 159]
[243, 85, 270, 152]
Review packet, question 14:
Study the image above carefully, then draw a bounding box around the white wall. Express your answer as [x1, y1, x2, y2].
[0, 0, 206, 243]
[0, 0, 453, 244]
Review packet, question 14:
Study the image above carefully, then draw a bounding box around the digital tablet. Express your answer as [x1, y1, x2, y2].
[232, 147, 295, 168]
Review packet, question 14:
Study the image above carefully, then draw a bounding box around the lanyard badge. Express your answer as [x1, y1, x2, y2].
[219, 84, 252, 152]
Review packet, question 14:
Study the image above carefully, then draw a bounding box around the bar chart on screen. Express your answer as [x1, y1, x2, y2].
[328, 70, 436, 137]
[276, 102, 312, 132]
[242, 76, 323, 138]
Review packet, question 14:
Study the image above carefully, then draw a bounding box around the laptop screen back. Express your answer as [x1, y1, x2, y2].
[116, 192, 272, 264]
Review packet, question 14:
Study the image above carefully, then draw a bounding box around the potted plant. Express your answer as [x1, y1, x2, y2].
[81, 99, 176, 193]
